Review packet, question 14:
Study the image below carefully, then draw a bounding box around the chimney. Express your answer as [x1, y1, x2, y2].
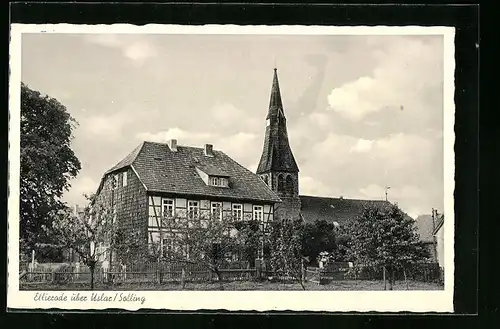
[168, 139, 177, 152]
[204, 144, 214, 157]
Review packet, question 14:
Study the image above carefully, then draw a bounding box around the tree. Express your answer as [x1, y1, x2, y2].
[232, 220, 263, 267]
[346, 203, 430, 290]
[112, 228, 151, 265]
[157, 212, 239, 289]
[267, 218, 307, 290]
[301, 220, 338, 266]
[20, 83, 81, 257]
[48, 194, 118, 290]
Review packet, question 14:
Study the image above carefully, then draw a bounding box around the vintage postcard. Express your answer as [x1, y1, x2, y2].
[8, 24, 455, 312]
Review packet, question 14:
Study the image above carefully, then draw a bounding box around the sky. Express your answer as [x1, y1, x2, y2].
[21, 32, 445, 218]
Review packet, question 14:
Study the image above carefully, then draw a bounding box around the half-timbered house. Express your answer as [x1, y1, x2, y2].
[92, 139, 281, 263]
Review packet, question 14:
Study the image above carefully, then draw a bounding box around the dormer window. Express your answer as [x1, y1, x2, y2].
[209, 176, 228, 187]
[195, 165, 230, 187]
[210, 177, 220, 186]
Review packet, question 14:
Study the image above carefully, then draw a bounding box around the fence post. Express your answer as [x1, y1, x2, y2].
[383, 266, 387, 290]
[301, 258, 305, 284]
[255, 258, 261, 280]
[75, 262, 80, 280]
[157, 263, 163, 284]
[181, 268, 186, 288]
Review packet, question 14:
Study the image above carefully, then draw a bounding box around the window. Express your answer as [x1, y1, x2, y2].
[211, 202, 223, 221]
[277, 174, 284, 193]
[232, 204, 243, 221]
[188, 201, 199, 220]
[162, 199, 175, 218]
[262, 175, 269, 185]
[210, 177, 220, 186]
[123, 171, 128, 187]
[285, 175, 294, 195]
[209, 176, 228, 187]
[253, 205, 263, 222]
[112, 174, 119, 190]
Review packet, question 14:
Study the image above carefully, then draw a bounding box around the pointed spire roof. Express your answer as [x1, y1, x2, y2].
[267, 68, 284, 120]
[257, 69, 299, 174]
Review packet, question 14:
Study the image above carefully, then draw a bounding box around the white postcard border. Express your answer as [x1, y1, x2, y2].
[8, 23, 456, 312]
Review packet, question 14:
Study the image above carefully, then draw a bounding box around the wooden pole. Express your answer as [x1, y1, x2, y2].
[403, 267, 409, 290]
[383, 266, 387, 290]
[181, 268, 186, 289]
[301, 257, 305, 285]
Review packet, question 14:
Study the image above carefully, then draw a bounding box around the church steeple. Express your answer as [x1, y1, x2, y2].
[267, 68, 284, 120]
[257, 69, 301, 221]
[257, 69, 299, 175]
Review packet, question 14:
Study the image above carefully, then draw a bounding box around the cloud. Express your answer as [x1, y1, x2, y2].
[78, 112, 135, 140]
[357, 183, 428, 218]
[136, 128, 214, 145]
[350, 139, 374, 153]
[326, 36, 443, 121]
[84, 34, 157, 65]
[310, 132, 432, 171]
[300, 176, 341, 197]
[210, 103, 260, 133]
[308, 112, 331, 129]
[123, 41, 158, 64]
[374, 133, 433, 169]
[216, 132, 259, 164]
[136, 127, 261, 171]
[84, 34, 122, 47]
[359, 184, 386, 200]
[135, 102, 263, 169]
[358, 184, 423, 200]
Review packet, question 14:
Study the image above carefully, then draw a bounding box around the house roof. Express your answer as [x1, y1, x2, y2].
[415, 215, 436, 243]
[196, 163, 230, 177]
[105, 141, 282, 203]
[299, 195, 392, 224]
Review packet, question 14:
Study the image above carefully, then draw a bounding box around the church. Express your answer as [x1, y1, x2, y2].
[91, 68, 392, 262]
[255, 68, 390, 226]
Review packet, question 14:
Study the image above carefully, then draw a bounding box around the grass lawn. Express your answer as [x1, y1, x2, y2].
[21, 279, 443, 291]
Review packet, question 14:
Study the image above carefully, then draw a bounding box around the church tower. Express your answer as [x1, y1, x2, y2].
[256, 68, 301, 221]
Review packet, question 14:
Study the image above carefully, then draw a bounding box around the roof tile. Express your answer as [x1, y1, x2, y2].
[107, 141, 281, 203]
[300, 195, 392, 224]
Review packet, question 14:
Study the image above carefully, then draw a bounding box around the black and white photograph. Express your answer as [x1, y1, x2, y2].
[8, 24, 455, 312]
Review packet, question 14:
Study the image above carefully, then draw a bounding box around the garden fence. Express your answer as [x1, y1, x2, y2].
[19, 260, 443, 286]
[304, 262, 443, 284]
